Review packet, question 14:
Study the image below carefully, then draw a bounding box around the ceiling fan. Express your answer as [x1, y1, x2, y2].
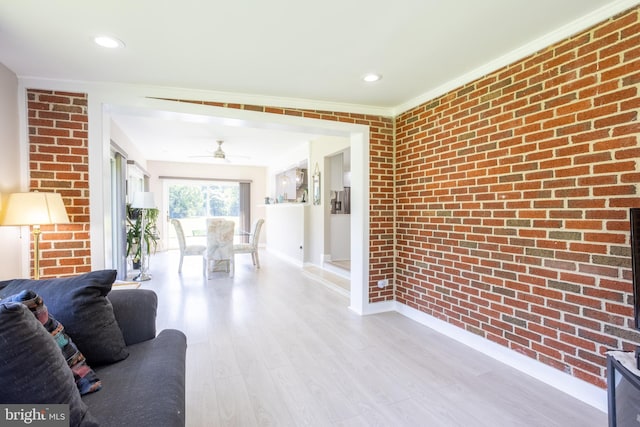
[189, 140, 249, 163]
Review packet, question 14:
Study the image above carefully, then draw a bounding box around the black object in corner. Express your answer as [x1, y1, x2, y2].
[608, 355, 640, 427]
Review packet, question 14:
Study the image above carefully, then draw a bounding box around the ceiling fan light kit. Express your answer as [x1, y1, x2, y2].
[213, 140, 226, 159]
[188, 140, 251, 163]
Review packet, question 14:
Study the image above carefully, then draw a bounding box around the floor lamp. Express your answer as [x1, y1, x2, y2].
[131, 192, 155, 281]
[0, 191, 70, 280]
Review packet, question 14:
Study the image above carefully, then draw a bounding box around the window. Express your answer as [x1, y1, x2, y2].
[165, 179, 250, 249]
[169, 181, 239, 219]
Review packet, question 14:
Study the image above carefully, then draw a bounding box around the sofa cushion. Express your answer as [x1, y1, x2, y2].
[0, 270, 128, 365]
[6, 289, 102, 395]
[0, 301, 98, 426]
[108, 289, 158, 346]
[82, 329, 187, 427]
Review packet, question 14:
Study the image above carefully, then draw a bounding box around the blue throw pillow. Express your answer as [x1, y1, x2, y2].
[0, 270, 128, 365]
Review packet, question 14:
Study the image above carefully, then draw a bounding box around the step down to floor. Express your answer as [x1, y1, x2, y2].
[302, 265, 350, 297]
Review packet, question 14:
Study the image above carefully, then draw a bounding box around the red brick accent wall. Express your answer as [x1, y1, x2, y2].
[395, 7, 640, 387]
[27, 90, 91, 278]
[155, 99, 396, 301]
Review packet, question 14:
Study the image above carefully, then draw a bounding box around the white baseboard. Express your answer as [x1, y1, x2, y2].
[360, 300, 397, 315]
[393, 302, 608, 412]
[297, 261, 608, 411]
[266, 247, 303, 267]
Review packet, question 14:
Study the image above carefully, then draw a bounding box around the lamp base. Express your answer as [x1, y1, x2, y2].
[133, 271, 152, 281]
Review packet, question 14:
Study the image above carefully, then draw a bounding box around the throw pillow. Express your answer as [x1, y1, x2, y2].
[0, 270, 128, 365]
[0, 301, 98, 426]
[6, 289, 102, 395]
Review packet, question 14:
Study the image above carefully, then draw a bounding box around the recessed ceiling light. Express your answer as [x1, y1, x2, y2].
[362, 73, 382, 83]
[94, 35, 125, 49]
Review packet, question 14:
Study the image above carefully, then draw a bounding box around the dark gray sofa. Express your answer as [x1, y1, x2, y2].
[0, 271, 186, 427]
[83, 289, 187, 427]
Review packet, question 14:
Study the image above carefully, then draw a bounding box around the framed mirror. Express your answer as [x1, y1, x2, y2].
[313, 166, 321, 205]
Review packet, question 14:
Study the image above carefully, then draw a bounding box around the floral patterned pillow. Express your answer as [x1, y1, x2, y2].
[6, 289, 102, 395]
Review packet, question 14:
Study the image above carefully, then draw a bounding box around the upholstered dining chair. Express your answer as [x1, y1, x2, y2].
[233, 218, 264, 274]
[203, 218, 235, 278]
[171, 218, 206, 273]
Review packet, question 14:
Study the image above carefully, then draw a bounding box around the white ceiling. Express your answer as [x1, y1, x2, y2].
[111, 111, 322, 166]
[0, 0, 634, 166]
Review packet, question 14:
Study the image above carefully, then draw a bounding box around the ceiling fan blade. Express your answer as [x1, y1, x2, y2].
[187, 154, 231, 163]
[227, 154, 252, 160]
[188, 140, 251, 163]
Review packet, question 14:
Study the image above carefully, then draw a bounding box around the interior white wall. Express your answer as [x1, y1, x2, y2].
[147, 160, 268, 251]
[110, 120, 148, 170]
[0, 62, 25, 279]
[266, 204, 306, 265]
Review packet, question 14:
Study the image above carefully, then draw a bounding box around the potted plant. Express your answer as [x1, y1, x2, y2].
[126, 203, 160, 269]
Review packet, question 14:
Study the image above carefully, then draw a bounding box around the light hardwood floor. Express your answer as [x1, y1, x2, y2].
[139, 250, 607, 426]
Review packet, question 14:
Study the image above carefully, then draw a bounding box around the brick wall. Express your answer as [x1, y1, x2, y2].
[395, 7, 640, 387]
[155, 99, 396, 301]
[27, 90, 91, 278]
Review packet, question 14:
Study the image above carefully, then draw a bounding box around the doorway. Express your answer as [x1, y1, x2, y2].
[325, 148, 351, 279]
[98, 99, 370, 314]
[109, 145, 127, 280]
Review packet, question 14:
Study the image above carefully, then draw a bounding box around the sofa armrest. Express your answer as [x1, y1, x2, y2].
[108, 289, 157, 346]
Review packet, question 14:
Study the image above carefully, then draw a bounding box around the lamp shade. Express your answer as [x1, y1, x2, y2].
[131, 192, 155, 209]
[1, 192, 70, 226]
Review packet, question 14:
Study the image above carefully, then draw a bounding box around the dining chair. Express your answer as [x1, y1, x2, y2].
[203, 218, 235, 278]
[233, 218, 265, 274]
[171, 218, 206, 273]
